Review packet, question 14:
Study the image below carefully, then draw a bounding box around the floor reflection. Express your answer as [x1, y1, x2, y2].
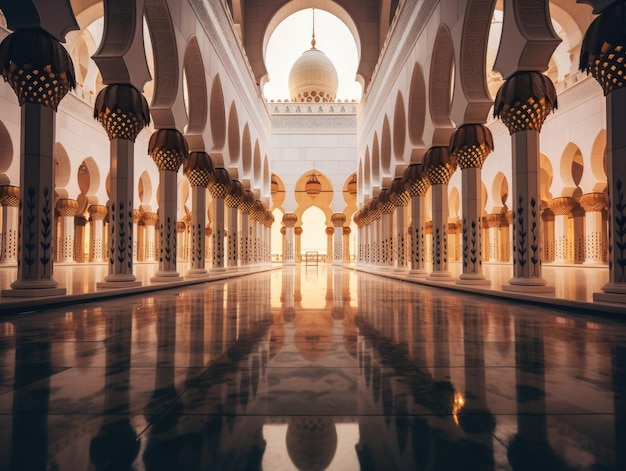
[0, 266, 624, 470]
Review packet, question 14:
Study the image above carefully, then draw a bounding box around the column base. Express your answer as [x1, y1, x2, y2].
[2, 284, 66, 298]
[502, 278, 555, 293]
[456, 273, 491, 286]
[583, 261, 607, 267]
[409, 269, 428, 277]
[210, 266, 227, 273]
[394, 266, 409, 273]
[150, 271, 183, 283]
[284, 261, 296, 266]
[97, 279, 142, 289]
[593, 292, 626, 304]
[186, 268, 208, 278]
[427, 271, 454, 281]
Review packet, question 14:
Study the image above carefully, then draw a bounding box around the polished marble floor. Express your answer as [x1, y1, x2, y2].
[0, 265, 625, 470]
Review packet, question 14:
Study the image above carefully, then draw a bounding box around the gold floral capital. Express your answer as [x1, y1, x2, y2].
[0, 185, 20, 207]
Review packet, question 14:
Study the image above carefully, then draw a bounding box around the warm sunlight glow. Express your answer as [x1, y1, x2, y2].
[264, 9, 362, 102]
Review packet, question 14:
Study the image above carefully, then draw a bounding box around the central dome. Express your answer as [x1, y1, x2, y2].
[288, 44, 338, 103]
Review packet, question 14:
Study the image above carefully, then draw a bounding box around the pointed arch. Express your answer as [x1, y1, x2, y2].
[183, 36, 208, 135]
[408, 62, 427, 147]
[429, 25, 455, 132]
[210, 74, 227, 151]
[242, 124, 252, 176]
[228, 102, 241, 165]
[381, 116, 392, 175]
[393, 91, 406, 163]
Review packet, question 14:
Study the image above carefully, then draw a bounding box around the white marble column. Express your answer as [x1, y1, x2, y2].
[342, 227, 351, 263]
[295, 227, 303, 263]
[485, 215, 501, 262]
[208, 168, 231, 272]
[580, 193, 607, 266]
[551, 197, 575, 264]
[450, 124, 493, 285]
[541, 209, 555, 264]
[0, 186, 19, 265]
[225, 180, 243, 270]
[282, 213, 297, 266]
[74, 216, 87, 263]
[331, 213, 346, 265]
[148, 129, 188, 283]
[404, 163, 430, 277]
[183, 151, 213, 278]
[494, 72, 556, 293]
[88, 205, 107, 263]
[1, 29, 73, 297]
[422, 147, 456, 281]
[55, 198, 78, 263]
[132, 210, 141, 262]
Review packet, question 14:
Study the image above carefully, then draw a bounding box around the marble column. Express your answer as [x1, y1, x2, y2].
[423, 147, 457, 281]
[404, 164, 430, 276]
[579, 3, 626, 302]
[88, 205, 107, 263]
[580, 192, 607, 265]
[378, 190, 395, 267]
[326, 226, 334, 263]
[550, 197, 575, 264]
[208, 168, 232, 272]
[390, 177, 409, 271]
[183, 151, 213, 277]
[572, 205, 585, 264]
[282, 213, 297, 266]
[94, 84, 149, 288]
[239, 190, 254, 267]
[74, 216, 87, 262]
[55, 198, 78, 263]
[0, 185, 19, 265]
[485, 214, 501, 262]
[342, 227, 351, 263]
[280, 226, 287, 263]
[132, 210, 141, 262]
[148, 129, 188, 282]
[494, 72, 556, 292]
[175, 221, 186, 262]
[450, 124, 493, 285]
[141, 212, 158, 262]
[295, 226, 303, 263]
[225, 180, 244, 270]
[1, 29, 76, 297]
[331, 213, 346, 265]
[541, 209, 555, 264]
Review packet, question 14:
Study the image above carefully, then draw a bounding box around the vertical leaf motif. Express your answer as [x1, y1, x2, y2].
[614, 179, 626, 281]
[516, 195, 527, 267]
[530, 198, 539, 276]
[434, 227, 441, 268]
[39, 186, 52, 277]
[24, 186, 37, 277]
[462, 219, 468, 268]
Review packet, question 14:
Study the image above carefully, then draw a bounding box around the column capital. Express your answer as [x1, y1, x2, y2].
[485, 213, 503, 228]
[94, 84, 150, 141]
[0, 185, 20, 207]
[331, 213, 347, 227]
[282, 213, 298, 227]
[342, 227, 351, 236]
[422, 146, 457, 185]
[450, 124, 494, 169]
[294, 226, 303, 236]
[184, 151, 214, 187]
[579, 3, 626, 96]
[579, 192, 608, 212]
[176, 221, 186, 233]
[404, 163, 430, 196]
[55, 198, 78, 217]
[378, 189, 395, 215]
[205, 225, 213, 237]
[140, 211, 158, 226]
[494, 71, 557, 134]
[208, 167, 231, 198]
[88, 204, 108, 221]
[74, 215, 87, 227]
[225, 180, 244, 208]
[0, 29, 76, 110]
[550, 197, 576, 216]
[325, 226, 335, 236]
[390, 177, 410, 207]
[280, 226, 286, 235]
[148, 128, 188, 171]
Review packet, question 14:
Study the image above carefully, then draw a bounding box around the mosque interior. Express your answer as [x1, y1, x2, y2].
[0, 0, 625, 469]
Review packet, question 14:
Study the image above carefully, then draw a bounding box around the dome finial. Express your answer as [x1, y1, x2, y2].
[311, 8, 316, 49]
